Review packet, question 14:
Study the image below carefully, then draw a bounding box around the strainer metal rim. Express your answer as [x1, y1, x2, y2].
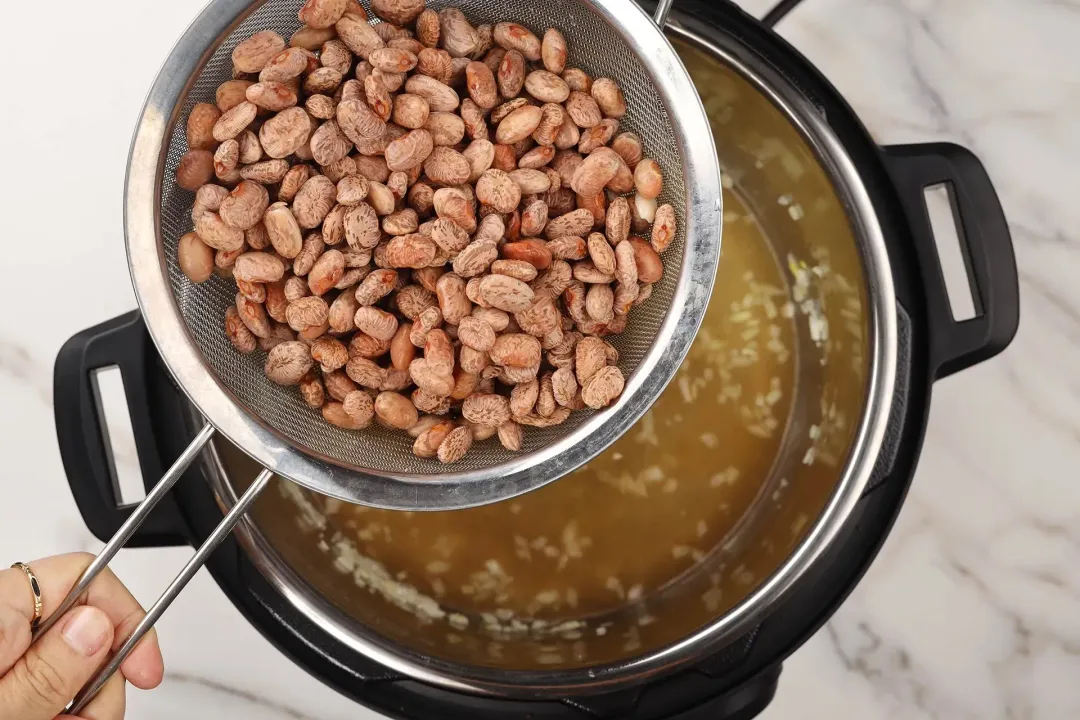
[125, 0, 722, 510]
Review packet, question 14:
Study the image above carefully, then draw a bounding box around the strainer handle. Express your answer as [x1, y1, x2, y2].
[653, 0, 676, 27]
[33, 424, 217, 640]
[66, 467, 273, 714]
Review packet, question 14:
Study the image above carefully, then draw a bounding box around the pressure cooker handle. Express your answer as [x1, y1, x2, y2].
[882, 143, 1020, 380]
[54, 310, 188, 548]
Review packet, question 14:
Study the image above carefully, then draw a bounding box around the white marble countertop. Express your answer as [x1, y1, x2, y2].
[2, 0, 1075, 717]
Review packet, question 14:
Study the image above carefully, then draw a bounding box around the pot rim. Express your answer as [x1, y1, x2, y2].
[194, 18, 898, 698]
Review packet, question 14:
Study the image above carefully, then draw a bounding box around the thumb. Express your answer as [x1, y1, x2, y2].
[0, 605, 114, 720]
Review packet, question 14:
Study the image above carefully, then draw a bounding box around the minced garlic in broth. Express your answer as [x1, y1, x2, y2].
[323, 189, 796, 621]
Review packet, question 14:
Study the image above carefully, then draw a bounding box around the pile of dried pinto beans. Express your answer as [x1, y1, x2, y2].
[176, 0, 677, 464]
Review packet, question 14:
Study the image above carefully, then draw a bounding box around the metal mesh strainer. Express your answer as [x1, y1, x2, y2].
[166, 1, 690, 477]
[47, 0, 720, 711]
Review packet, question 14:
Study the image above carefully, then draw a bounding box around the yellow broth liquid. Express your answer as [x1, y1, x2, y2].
[321, 190, 797, 621]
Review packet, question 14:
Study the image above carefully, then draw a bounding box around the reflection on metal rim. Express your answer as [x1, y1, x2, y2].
[191, 18, 899, 696]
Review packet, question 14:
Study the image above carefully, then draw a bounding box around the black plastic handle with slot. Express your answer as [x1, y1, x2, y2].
[54, 310, 187, 548]
[882, 143, 1020, 380]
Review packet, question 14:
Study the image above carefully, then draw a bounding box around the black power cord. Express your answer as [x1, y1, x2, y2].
[761, 0, 810, 27]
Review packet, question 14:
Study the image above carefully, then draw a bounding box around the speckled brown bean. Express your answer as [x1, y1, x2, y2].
[497, 421, 522, 451]
[565, 90, 602, 129]
[345, 356, 387, 389]
[385, 233, 437, 268]
[509, 168, 550, 195]
[540, 28, 568, 73]
[375, 391, 419, 430]
[405, 73, 460, 112]
[496, 105, 543, 145]
[178, 233, 215, 283]
[629, 236, 664, 283]
[591, 78, 627, 119]
[544, 208, 594, 240]
[525, 70, 570, 103]
[437, 425, 473, 463]
[213, 101, 258, 143]
[225, 306, 257, 354]
[416, 9, 440, 47]
[587, 232, 617, 276]
[370, 47, 419, 73]
[581, 365, 625, 408]
[493, 22, 540, 61]
[245, 81, 298, 112]
[385, 128, 435, 171]
[342, 391, 376, 427]
[585, 283, 615, 324]
[529, 103, 563, 148]
[216, 80, 254, 113]
[264, 341, 314, 385]
[186, 103, 221, 151]
[367, 182, 397, 216]
[633, 157, 663, 199]
[298, 0, 347, 29]
[413, 419, 456, 457]
[433, 187, 476, 233]
[571, 147, 621, 196]
[478, 275, 535, 313]
[291, 175, 335, 229]
[258, 106, 312, 158]
[290, 25, 338, 51]
[577, 191, 607, 228]
[176, 150, 215, 191]
[336, 98, 386, 147]
[390, 322, 416, 370]
[390, 93, 429, 130]
[502, 240, 553, 270]
[464, 61, 498, 109]
[520, 198, 548, 237]
[349, 307, 398, 344]
[408, 181, 436, 215]
[262, 203, 302, 258]
[324, 291, 357, 333]
[610, 131, 644, 169]
[299, 371, 326, 409]
[343, 202, 380, 250]
[651, 203, 677, 254]
[233, 31, 286, 73]
[219, 180, 269, 230]
[308, 249, 345, 296]
[410, 358, 455, 396]
[578, 118, 618, 154]
[491, 143, 517, 172]
[336, 12, 385, 58]
[554, 117, 580, 151]
[195, 211, 245, 252]
[436, 272, 472, 325]
[605, 196, 631, 246]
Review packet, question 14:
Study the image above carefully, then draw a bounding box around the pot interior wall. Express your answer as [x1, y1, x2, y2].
[211, 32, 872, 678]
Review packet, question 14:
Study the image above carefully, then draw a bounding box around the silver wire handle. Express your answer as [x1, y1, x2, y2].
[653, 0, 676, 27]
[33, 423, 273, 714]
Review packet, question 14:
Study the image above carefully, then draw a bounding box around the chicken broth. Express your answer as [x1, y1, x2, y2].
[250, 188, 797, 626]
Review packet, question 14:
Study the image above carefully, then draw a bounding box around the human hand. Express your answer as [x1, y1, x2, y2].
[0, 553, 164, 719]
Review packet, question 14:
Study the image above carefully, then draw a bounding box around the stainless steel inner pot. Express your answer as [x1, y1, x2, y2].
[192, 23, 897, 695]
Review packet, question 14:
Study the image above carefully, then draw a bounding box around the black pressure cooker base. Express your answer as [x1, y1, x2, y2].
[53, 0, 1021, 715]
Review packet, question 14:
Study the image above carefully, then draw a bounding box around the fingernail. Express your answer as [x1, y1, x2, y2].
[61, 607, 111, 657]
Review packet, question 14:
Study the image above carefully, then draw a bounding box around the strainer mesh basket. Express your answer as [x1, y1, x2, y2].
[160, 0, 688, 475]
